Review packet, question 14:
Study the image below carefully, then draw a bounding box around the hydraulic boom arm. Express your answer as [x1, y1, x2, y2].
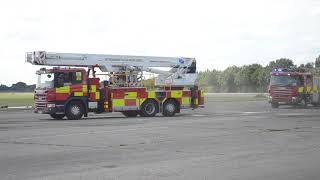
[26, 51, 197, 86]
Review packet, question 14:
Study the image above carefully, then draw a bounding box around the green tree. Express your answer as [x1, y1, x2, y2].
[219, 66, 240, 92]
[235, 64, 263, 92]
[197, 70, 222, 92]
[305, 62, 314, 69]
[0, 84, 9, 91]
[268, 58, 294, 69]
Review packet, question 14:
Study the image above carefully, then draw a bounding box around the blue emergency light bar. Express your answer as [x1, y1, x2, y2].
[272, 68, 289, 72]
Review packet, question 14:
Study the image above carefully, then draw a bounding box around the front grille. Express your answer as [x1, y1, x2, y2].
[35, 94, 47, 110]
[271, 87, 295, 101]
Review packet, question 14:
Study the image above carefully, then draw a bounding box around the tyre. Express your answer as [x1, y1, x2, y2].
[140, 99, 158, 117]
[162, 99, 178, 117]
[271, 102, 279, 108]
[122, 111, 138, 117]
[66, 102, 84, 120]
[50, 113, 65, 120]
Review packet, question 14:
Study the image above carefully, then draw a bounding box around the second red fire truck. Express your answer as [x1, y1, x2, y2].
[268, 68, 320, 108]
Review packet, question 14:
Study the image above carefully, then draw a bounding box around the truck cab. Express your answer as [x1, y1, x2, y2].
[268, 68, 312, 108]
[34, 68, 94, 118]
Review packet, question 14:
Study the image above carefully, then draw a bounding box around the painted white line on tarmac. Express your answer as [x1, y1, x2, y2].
[242, 112, 265, 114]
[192, 114, 206, 117]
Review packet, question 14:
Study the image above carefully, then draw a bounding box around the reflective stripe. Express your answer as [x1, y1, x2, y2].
[148, 91, 156, 98]
[91, 85, 96, 93]
[139, 98, 146, 105]
[82, 85, 87, 92]
[195, 98, 199, 105]
[201, 90, 204, 97]
[56, 86, 70, 93]
[96, 92, 100, 100]
[306, 86, 312, 93]
[298, 87, 304, 93]
[171, 91, 182, 98]
[313, 86, 319, 93]
[74, 92, 83, 96]
[182, 97, 190, 105]
[125, 92, 137, 99]
[113, 99, 125, 107]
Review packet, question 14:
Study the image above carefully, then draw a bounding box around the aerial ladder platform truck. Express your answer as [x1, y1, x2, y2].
[26, 51, 204, 120]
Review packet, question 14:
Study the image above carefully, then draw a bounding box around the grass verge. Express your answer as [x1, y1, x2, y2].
[0, 93, 33, 107]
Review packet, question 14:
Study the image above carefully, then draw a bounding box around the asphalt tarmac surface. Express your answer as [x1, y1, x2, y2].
[1, 100, 320, 180]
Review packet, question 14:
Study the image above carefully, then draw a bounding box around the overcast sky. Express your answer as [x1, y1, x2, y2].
[0, 0, 320, 85]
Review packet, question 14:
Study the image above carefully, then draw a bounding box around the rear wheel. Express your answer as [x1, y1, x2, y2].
[66, 102, 84, 120]
[140, 99, 158, 117]
[122, 111, 138, 117]
[271, 102, 279, 108]
[162, 99, 178, 117]
[50, 113, 65, 120]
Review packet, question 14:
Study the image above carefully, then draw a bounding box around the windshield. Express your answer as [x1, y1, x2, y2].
[270, 75, 302, 86]
[36, 73, 54, 89]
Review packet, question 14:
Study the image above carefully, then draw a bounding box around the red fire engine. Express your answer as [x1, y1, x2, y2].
[26, 51, 204, 120]
[268, 68, 320, 108]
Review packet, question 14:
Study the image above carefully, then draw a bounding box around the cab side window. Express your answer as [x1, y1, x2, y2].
[55, 72, 82, 87]
[71, 72, 83, 84]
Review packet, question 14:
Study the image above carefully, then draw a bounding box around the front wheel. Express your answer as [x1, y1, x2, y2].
[50, 113, 65, 120]
[66, 102, 84, 120]
[271, 102, 279, 108]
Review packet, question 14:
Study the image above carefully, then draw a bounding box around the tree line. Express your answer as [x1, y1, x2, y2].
[0, 82, 35, 92]
[197, 56, 320, 93]
[2, 56, 320, 93]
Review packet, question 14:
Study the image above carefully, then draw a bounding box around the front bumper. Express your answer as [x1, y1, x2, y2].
[34, 103, 64, 114]
[268, 95, 301, 104]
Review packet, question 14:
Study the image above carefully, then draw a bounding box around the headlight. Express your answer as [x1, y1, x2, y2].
[47, 104, 56, 108]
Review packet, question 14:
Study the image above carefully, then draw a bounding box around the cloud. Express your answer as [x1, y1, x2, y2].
[0, 0, 320, 85]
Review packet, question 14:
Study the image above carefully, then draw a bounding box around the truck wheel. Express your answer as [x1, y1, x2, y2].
[140, 99, 158, 117]
[66, 102, 84, 120]
[122, 111, 138, 117]
[162, 99, 177, 117]
[50, 113, 65, 120]
[271, 102, 279, 108]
